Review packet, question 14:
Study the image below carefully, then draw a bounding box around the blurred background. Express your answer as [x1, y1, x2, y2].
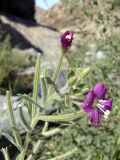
[0, 0, 120, 159]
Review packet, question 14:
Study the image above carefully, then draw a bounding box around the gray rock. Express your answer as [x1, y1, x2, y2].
[0, 15, 68, 93]
[85, 43, 106, 63]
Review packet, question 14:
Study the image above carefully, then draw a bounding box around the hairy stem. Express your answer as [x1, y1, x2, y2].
[52, 50, 64, 82]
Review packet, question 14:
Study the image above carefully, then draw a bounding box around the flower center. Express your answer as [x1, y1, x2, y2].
[66, 35, 72, 40]
[96, 100, 110, 118]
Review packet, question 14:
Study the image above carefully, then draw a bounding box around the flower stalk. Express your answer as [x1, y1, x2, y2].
[52, 49, 64, 82]
[27, 31, 74, 160]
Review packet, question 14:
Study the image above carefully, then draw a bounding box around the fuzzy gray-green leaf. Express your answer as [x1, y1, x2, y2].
[32, 53, 40, 119]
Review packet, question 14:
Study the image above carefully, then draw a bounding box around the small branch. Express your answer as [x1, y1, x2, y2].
[1, 147, 10, 160]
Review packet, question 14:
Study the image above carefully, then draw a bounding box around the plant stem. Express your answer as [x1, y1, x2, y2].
[52, 49, 64, 82]
[27, 121, 48, 160]
[1, 147, 10, 160]
[47, 49, 64, 103]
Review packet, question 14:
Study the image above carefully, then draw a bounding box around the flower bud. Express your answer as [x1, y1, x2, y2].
[74, 67, 90, 86]
[67, 76, 77, 87]
[61, 31, 74, 52]
[81, 67, 90, 78]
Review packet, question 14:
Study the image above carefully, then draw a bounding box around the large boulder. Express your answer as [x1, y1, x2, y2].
[0, 15, 68, 93]
[0, 0, 35, 21]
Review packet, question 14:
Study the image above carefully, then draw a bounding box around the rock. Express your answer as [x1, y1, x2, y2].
[12, 67, 35, 94]
[0, 15, 68, 93]
[85, 43, 106, 63]
[0, 15, 68, 69]
[96, 51, 105, 59]
[0, 0, 35, 21]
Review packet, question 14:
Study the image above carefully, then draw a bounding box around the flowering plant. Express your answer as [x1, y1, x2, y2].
[0, 31, 112, 160]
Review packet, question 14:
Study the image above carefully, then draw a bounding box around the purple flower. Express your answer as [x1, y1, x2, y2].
[61, 31, 74, 51]
[82, 83, 112, 125]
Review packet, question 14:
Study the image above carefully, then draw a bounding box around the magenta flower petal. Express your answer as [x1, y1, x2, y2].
[82, 100, 93, 112]
[86, 90, 95, 105]
[93, 83, 108, 99]
[101, 98, 113, 111]
[82, 83, 112, 125]
[89, 109, 101, 125]
[61, 31, 74, 50]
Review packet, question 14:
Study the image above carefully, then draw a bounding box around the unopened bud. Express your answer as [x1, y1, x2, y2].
[76, 67, 90, 84]
[67, 76, 77, 87]
[80, 67, 90, 78]
[61, 31, 74, 53]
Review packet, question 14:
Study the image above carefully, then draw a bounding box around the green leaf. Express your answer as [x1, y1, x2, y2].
[31, 113, 40, 129]
[48, 148, 77, 160]
[45, 77, 60, 95]
[32, 53, 41, 119]
[41, 125, 70, 138]
[41, 77, 47, 108]
[64, 94, 71, 107]
[18, 106, 31, 132]
[38, 110, 84, 122]
[40, 66, 49, 77]
[18, 94, 42, 109]
[6, 91, 22, 151]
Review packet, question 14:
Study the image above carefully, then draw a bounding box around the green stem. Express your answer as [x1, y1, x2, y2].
[52, 49, 64, 82]
[42, 121, 49, 133]
[27, 121, 48, 160]
[47, 49, 64, 102]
